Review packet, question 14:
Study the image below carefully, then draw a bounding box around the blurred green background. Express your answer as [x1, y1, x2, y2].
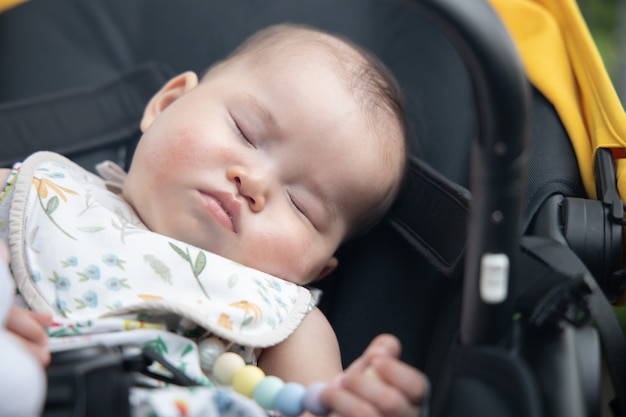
[579, 0, 625, 100]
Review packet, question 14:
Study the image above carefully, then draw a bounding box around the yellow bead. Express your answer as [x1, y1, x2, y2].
[212, 352, 246, 385]
[232, 365, 266, 398]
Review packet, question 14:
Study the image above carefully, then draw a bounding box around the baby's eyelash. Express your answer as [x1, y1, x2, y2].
[289, 194, 308, 218]
[235, 123, 251, 143]
[232, 117, 254, 146]
[288, 191, 320, 230]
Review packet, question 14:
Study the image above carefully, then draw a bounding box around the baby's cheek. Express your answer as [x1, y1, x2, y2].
[245, 235, 315, 284]
[272, 238, 320, 284]
[160, 130, 205, 168]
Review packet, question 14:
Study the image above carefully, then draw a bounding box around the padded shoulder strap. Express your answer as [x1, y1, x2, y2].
[388, 155, 470, 279]
[0, 62, 173, 171]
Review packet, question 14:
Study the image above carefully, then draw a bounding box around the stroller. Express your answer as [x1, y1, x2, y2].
[1, 0, 625, 415]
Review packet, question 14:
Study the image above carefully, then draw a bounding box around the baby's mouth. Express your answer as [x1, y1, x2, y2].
[199, 191, 238, 233]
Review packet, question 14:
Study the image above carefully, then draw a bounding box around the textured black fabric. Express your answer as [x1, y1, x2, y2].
[523, 88, 586, 231]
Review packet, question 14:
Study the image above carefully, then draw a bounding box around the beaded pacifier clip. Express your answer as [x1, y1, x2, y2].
[199, 337, 330, 417]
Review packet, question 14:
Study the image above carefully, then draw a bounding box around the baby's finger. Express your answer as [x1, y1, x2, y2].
[370, 356, 429, 406]
[338, 371, 420, 417]
[345, 334, 402, 375]
[6, 308, 49, 347]
[322, 380, 381, 417]
[364, 334, 402, 359]
[30, 311, 53, 327]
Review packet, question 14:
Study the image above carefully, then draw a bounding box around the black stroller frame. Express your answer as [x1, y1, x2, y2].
[400, 1, 624, 416]
[1, 0, 625, 416]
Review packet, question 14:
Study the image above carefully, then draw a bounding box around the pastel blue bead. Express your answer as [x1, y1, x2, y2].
[303, 382, 330, 416]
[253, 376, 285, 409]
[274, 382, 306, 417]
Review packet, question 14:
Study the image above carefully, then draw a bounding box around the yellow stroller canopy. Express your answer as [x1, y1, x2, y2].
[490, 0, 626, 202]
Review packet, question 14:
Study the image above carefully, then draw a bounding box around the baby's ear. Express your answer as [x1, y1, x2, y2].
[140, 71, 199, 132]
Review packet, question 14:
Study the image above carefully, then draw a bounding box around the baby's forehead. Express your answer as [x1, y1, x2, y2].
[221, 26, 407, 190]
[236, 27, 363, 70]
[250, 34, 395, 121]
[249, 32, 404, 170]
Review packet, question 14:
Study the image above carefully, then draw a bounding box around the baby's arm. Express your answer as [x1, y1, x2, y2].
[257, 307, 342, 385]
[321, 334, 428, 417]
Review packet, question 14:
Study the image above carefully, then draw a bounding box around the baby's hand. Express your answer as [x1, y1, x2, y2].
[0, 240, 53, 366]
[6, 307, 53, 366]
[321, 334, 428, 417]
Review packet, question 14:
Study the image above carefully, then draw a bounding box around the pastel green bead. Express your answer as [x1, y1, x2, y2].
[253, 376, 285, 409]
[212, 352, 246, 385]
[232, 365, 266, 398]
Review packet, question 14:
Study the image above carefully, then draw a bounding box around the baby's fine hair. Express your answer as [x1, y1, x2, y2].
[205, 23, 410, 237]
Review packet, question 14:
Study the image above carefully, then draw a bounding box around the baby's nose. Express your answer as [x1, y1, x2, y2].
[227, 166, 267, 212]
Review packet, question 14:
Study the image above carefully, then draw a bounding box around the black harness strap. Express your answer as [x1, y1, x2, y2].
[521, 236, 626, 416]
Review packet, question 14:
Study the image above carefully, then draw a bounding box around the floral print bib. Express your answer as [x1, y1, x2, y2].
[1, 152, 313, 348]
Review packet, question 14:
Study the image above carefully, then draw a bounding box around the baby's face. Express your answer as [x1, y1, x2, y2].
[123, 49, 400, 285]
